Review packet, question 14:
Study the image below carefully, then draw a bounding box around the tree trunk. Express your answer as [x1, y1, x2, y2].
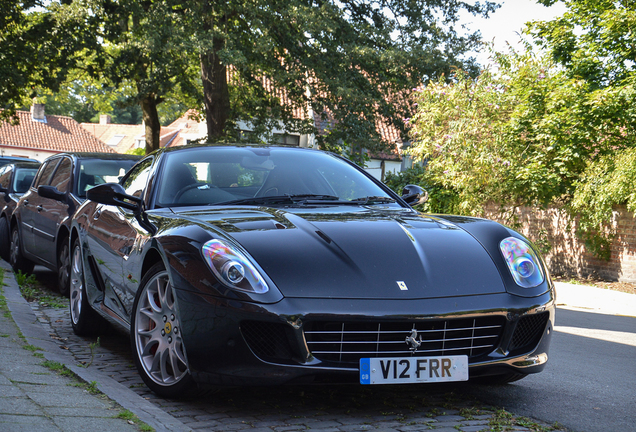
[200, 35, 230, 141]
[141, 95, 161, 154]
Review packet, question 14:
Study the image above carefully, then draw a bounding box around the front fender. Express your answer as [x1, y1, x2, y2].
[436, 215, 553, 298]
[154, 222, 284, 305]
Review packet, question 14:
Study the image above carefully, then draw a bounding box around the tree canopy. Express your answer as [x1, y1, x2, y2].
[531, 0, 636, 87]
[3, 0, 499, 154]
[1, 0, 93, 124]
[187, 0, 498, 154]
[400, 0, 636, 259]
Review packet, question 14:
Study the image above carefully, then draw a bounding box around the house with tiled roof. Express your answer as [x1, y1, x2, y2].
[80, 97, 407, 181]
[0, 104, 115, 161]
[80, 115, 182, 154]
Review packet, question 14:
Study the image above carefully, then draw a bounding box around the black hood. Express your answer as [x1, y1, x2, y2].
[175, 206, 507, 300]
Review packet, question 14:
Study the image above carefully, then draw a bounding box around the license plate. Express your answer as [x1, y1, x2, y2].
[359, 355, 468, 385]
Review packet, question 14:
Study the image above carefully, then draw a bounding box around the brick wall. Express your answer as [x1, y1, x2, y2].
[482, 204, 636, 283]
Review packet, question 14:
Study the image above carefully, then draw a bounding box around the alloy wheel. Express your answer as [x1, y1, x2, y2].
[70, 244, 83, 325]
[58, 242, 70, 296]
[134, 270, 189, 387]
[9, 228, 19, 268]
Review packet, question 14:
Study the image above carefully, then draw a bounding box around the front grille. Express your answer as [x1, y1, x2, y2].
[304, 317, 505, 364]
[241, 321, 294, 361]
[510, 312, 549, 352]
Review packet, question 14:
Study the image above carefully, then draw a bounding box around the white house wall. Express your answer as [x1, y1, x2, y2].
[0, 147, 56, 162]
[364, 159, 401, 181]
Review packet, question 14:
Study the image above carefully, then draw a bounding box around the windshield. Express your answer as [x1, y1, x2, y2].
[155, 147, 396, 208]
[77, 159, 139, 197]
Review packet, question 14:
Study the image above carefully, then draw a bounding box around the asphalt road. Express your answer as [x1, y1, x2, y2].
[466, 307, 636, 432]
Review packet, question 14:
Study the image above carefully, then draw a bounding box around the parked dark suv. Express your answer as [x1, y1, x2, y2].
[10, 152, 140, 296]
[0, 161, 41, 261]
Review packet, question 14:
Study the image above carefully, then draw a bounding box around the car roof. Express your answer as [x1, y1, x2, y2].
[6, 161, 41, 169]
[0, 156, 39, 163]
[43, 152, 142, 162]
[155, 143, 321, 156]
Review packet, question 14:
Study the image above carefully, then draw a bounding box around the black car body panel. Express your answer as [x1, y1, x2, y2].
[70, 145, 555, 393]
[0, 156, 39, 168]
[170, 206, 508, 300]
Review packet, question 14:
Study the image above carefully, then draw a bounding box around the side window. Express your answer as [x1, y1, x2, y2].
[49, 157, 72, 193]
[34, 160, 58, 188]
[0, 166, 11, 190]
[13, 168, 38, 193]
[122, 158, 153, 198]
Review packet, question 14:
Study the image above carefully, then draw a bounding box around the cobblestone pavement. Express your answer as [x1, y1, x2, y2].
[27, 268, 563, 432]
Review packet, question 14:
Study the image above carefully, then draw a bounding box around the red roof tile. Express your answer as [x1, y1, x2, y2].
[0, 111, 114, 153]
[80, 122, 144, 153]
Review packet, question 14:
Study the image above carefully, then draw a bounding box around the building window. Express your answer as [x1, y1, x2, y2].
[108, 134, 126, 146]
[275, 133, 300, 146]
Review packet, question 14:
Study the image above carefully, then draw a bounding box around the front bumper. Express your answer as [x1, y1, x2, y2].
[172, 286, 555, 386]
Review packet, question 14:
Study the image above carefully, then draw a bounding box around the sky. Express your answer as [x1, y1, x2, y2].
[460, 0, 568, 65]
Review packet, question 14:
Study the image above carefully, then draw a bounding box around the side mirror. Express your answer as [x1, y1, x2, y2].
[86, 183, 141, 211]
[401, 184, 428, 206]
[38, 185, 66, 202]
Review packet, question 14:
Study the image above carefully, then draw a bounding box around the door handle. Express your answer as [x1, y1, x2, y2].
[36, 205, 43, 212]
[93, 209, 102, 220]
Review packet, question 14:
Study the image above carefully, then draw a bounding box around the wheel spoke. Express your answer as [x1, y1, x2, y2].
[159, 348, 171, 383]
[173, 339, 187, 366]
[145, 287, 162, 313]
[169, 343, 187, 378]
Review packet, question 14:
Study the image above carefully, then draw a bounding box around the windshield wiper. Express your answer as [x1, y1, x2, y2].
[350, 196, 396, 205]
[215, 195, 297, 206]
[215, 194, 395, 206]
[215, 194, 341, 206]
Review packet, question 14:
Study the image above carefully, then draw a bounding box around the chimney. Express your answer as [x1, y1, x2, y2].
[31, 103, 46, 122]
[100, 114, 112, 124]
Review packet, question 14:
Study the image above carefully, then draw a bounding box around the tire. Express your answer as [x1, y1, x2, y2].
[57, 237, 70, 297]
[0, 217, 10, 262]
[70, 238, 101, 336]
[131, 262, 194, 398]
[10, 225, 34, 274]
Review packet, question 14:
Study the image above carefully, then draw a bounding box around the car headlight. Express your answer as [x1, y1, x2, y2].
[499, 237, 545, 288]
[202, 239, 269, 294]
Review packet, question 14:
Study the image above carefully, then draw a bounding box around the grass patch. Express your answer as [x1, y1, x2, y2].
[23, 344, 42, 352]
[0, 268, 8, 313]
[85, 380, 99, 394]
[41, 360, 75, 378]
[488, 408, 566, 431]
[114, 409, 154, 430]
[15, 270, 67, 308]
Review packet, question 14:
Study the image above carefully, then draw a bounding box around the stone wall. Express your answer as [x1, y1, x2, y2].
[482, 204, 636, 283]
